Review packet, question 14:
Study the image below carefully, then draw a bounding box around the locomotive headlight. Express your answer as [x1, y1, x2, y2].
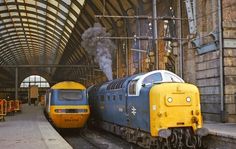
[186, 97, 191, 102]
[167, 97, 173, 103]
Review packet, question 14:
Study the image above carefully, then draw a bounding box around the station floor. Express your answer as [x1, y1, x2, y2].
[1, 105, 236, 149]
[0, 104, 72, 149]
[205, 122, 236, 139]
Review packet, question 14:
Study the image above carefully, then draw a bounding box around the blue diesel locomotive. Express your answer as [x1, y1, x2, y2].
[88, 70, 208, 149]
[45, 81, 90, 128]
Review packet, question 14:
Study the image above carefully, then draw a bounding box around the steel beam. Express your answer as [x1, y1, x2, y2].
[15, 67, 18, 100]
[152, 0, 158, 70]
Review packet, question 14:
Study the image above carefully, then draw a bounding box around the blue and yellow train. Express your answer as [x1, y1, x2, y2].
[88, 70, 208, 148]
[45, 81, 90, 128]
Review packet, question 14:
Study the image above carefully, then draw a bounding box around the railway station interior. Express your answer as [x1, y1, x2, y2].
[0, 0, 236, 149]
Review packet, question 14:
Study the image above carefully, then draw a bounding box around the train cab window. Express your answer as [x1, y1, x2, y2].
[164, 72, 183, 83]
[143, 73, 162, 85]
[58, 90, 84, 100]
[128, 80, 138, 95]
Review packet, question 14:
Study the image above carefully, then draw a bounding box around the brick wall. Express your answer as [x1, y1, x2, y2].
[222, 0, 236, 122]
[184, 0, 236, 122]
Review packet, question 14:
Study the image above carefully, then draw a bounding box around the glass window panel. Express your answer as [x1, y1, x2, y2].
[38, 15, 46, 21]
[3, 18, 11, 23]
[47, 6, 57, 14]
[59, 4, 68, 13]
[26, 6, 36, 12]
[49, 0, 58, 6]
[13, 18, 21, 22]
[28, 13, 36, 18]
[64, 0, 71, 5]
[0, 6, 7, 11]
[30, 76, 34, 82]
[36, 83, 41, 87]
[36, 76, 40, 81]
[19, 5, 25, 10]
[37, 1, 46, 9]
[57, 19, 64, 26]
[58, 12, 66, 20]
[67, 20, 74, 28]
[1, 12, 9, 17]
[78, 0, 85, 5]
[21, 75, 49, 88]
[7, 5, 17, 10]
[28, 19, 37, 24]
[71, 3, 80, 13]
[20, 12, 26, 16]
[25, 0, 35, 5]
[69, 12, 77, 22]
[37, 9, 46, 15]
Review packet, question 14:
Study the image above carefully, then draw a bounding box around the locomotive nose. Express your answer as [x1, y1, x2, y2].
[150, 83, 204, 137]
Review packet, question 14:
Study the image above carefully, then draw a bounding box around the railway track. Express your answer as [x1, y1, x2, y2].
[58, 128, 142, 149]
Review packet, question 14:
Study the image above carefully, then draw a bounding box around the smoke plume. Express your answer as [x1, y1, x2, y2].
[81, 23, 115, 81]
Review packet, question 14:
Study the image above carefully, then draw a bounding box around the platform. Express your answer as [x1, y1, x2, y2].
[0, 104, 72, 149]
[204, 122, 236, 149]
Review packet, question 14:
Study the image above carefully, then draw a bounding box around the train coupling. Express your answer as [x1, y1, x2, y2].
[158, 129, 171, 138]
[196, 127, 209, 137]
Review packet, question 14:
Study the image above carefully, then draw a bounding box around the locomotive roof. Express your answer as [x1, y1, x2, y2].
[90, 70, 184, 93]
[51, 81, 86, 90]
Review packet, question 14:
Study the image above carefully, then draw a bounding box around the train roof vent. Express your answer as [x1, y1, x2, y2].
[107, 78, 127, 90]
[89, 84, 103, 94]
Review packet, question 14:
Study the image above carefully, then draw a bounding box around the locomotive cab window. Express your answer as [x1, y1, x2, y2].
[142, 73, 162, 85]
[164, 72, 184, 83]
[58, 89, 85, 100]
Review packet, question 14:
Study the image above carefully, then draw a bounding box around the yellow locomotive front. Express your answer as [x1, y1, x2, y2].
[149, 82, 208, 146]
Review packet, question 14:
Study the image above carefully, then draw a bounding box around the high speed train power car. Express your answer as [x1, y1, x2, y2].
[88, 70, 208, 148]
[45, 81, 90, 128]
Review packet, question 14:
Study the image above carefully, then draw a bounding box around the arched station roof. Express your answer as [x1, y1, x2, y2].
[0, 0, 152, 87]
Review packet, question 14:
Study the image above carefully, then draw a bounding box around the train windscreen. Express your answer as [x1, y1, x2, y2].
[58, 90, 85, 101]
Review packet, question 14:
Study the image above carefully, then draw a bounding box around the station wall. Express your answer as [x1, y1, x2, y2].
[184, 0, 236, 122]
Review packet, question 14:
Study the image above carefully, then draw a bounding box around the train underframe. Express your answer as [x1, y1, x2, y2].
[93, 120, 207, 149]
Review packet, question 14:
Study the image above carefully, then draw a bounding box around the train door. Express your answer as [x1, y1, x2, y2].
[126, 79, 139, 127]
[46, 91, 52, 113]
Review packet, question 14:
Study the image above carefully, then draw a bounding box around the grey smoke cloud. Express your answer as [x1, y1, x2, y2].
[81, 23, 115, 81]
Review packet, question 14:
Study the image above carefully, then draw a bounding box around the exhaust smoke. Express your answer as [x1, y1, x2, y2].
[82, 23, 115, 81]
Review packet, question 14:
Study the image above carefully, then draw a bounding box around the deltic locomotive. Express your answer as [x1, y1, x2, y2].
[88, 70, 208, 148]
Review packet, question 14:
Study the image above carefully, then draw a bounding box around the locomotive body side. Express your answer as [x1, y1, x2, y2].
[45, 81, 90, 128]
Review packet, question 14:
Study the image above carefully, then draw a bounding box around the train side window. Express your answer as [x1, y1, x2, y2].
[107, 95, 110, 101]
[119, 95, 122, 100]
[128, 80, 138, 95]
[113, 95, 116, 100]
